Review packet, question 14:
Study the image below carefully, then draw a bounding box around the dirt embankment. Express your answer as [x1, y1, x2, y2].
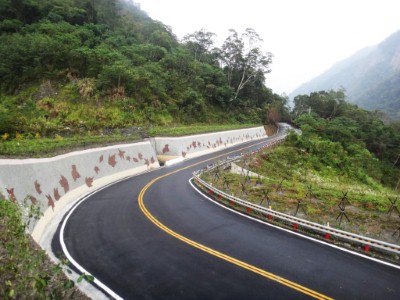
[264, 124, 278, 136]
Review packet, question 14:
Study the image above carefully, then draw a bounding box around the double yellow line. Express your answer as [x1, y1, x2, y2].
[138, 141, 333, 300]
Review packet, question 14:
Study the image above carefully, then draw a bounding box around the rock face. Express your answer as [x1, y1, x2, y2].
[289, 30, 400, 120]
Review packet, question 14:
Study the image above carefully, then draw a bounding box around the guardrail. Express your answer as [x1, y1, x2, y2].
[192, 138, 400, 257]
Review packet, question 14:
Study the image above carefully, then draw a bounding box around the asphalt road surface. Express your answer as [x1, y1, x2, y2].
[55, 129, 400, 299]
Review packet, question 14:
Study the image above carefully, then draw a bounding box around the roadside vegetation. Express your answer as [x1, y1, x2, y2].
[202, 90, 400, 244]
[203, 144, 399, 244]
[0, 133, 139, 157]
[0, 0, 289, 149]
[147, 123, 259, 137]
[0, 198, 90, 299]
[1, 0, 400, 296]
[0, 123, 260, 157]
[0, 1, 287, 295]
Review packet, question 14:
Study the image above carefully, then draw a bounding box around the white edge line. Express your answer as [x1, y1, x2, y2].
[59, 169, 152, 300]
[57, 134, 271, 299]
[56, 131, 278, 299]
[60, 180, 125, 300]
[188, 178, 400, 271]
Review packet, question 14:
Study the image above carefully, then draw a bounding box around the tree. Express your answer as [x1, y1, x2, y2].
[220, 29, 243, 87]
[265, 95, 291, 124]
[292, 90, 346, 119]
[149, 30, 174, 51]
[183, 29, 216, 64]
[221, 28, 272, 101]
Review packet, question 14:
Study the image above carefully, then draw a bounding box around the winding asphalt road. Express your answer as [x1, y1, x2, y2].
[54, 129, 400, 299]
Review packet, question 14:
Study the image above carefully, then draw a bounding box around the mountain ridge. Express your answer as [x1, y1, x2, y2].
[289, 30, 400, 120]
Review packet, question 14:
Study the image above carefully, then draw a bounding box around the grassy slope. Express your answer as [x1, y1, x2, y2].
[202, 141, 400, 245]
[0, 123, 260, 158]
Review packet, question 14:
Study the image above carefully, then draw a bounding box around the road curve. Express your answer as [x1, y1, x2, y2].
[55, 129, 400, 299]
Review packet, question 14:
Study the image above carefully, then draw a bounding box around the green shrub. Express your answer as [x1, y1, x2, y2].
[0, 199, 88, 299]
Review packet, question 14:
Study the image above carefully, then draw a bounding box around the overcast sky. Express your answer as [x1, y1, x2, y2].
[137, 0, 400, 95]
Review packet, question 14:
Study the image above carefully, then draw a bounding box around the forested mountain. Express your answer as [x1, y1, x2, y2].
[289, 30, 400, 120]
[291, 90, 400, 189]
[0, 0, 289, 137]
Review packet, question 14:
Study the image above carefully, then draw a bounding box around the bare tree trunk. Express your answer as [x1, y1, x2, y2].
[393, 153, 400, 167]
[234, 69, 256, 101]
[227, 64, 234, 86]
[234, 67, 247, 100]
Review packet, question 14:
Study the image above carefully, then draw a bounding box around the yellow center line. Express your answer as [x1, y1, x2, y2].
[137, 139, 334, 300]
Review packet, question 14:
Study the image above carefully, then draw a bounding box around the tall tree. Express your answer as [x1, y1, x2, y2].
[221, 28, 272, 101]
[220, 29, 243, 87]
[183, 29, 216, 63]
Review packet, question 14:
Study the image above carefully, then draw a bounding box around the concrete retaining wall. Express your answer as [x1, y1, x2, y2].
[0, 126, 267, 243]
[151, 126, 267, 161]
[0, 141, 159, 241]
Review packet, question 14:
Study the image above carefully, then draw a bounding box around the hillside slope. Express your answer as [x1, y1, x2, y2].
[0, 0, 288, 140]
[289, 30, 400, 120]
